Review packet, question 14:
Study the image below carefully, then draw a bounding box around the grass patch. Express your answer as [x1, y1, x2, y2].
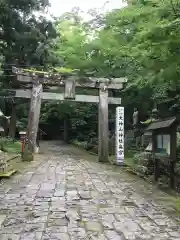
[2, 141, 21, 154]
[71, 140, 138, 167]
[125, 151, 135, 159]
[124, 150, 138, 170]
[176, 198, 180, 213]
[125, 157, 136, 168]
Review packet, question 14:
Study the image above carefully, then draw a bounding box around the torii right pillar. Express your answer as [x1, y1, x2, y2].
[98, 87, 109, 162]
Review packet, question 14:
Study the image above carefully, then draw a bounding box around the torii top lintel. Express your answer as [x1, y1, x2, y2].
[12, 67, 127, 90]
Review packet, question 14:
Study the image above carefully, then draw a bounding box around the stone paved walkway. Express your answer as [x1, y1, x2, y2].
[0, 142, 179, 239]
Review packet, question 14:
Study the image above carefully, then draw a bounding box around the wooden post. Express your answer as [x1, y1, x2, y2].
[152, 131, 160, 182]
[27, 80, 42, 155]
[170, 126, 176, 189]
[9, 101, 16, 139]
[98, 87, 109, 162]
[64, 77, 76, 99]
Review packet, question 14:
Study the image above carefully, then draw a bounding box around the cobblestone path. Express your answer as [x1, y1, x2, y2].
[0, 142, 179, 239]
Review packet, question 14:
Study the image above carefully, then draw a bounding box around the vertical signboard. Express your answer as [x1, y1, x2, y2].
[116, 106, 124, 164]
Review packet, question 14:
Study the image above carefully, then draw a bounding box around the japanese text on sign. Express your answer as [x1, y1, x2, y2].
[116, 106, 124, 164]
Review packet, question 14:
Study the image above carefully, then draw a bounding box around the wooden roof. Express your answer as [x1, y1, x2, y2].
[145, 117, 177, 131]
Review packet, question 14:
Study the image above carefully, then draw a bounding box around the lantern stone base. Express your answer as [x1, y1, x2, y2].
[21, 145, 34, 161]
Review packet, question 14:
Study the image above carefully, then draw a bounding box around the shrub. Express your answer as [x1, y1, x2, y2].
[131, 151, 154, 176]
[0, 137, 13, 151]
[175, 162, 180, 176]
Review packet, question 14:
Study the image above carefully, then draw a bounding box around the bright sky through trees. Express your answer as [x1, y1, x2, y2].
[49, 0, 125, 19]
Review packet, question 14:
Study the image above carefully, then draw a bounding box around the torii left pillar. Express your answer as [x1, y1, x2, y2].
[24, 78, 42, 161]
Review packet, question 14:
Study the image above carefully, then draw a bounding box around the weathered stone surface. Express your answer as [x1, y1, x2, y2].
[48, 218, 68, 227]
[0, 233, 20, 240]
[66, 209, 80, 221]
[20, 232, 42, 240]
[168, 231, 180, 237]
[85, 221, 103, 233]
[0, 141, 179, 239]
[89, 234, 107, 240]
[0, 215, 6, 226]
[69, 227, 87, 239]
[54, 190, 65, 197]
[104, 230, 123, 240]
[79, 190, 92, 200]
[42, 232, 70, 240]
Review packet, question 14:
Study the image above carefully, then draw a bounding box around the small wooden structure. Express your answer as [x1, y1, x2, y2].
[145, 117, 177, 188]
[12, 67, 127, 162]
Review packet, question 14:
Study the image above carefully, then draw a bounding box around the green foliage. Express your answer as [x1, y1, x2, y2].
[175, 162, 180, 176]
[0, 137, 21, 153]
[0, 0, 58, 87]
[16, 118, 28, 131]
[48, 0, 180, 131]
[3, 141, 21, 154]
[130, 152, 154, 176]
[176, 198, 180, 213]
[0, 0, 60, 138]
[1, 0, 180, 160]
[106, 0, 180, 112]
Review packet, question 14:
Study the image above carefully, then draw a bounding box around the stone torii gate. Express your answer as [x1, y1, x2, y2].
[12, 67, 127, 162]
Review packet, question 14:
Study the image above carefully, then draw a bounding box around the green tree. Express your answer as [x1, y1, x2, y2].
[55, 13, 91, 72]
[0, 0, 59, 137]
[90, 0, 180, 120]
